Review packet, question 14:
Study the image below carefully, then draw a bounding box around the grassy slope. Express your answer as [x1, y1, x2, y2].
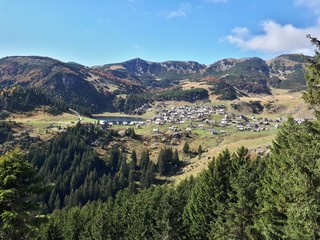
[181, 81, 313, 118]
[236, 88, 313, 118]
[7, 110, 95, 138]
[173, 130, 276, 182]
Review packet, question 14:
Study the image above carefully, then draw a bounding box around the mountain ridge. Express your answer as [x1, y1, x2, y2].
[104, 54, 306, 94]
[0, 54, 308, 113]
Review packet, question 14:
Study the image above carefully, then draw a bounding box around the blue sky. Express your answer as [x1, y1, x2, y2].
[1, 0, 320, 66]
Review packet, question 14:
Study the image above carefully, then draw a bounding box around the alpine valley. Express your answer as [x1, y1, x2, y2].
[1, 53, 318, 239]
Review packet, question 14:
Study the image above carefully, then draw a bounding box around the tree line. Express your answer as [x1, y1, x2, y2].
[113, 87, 209, 113]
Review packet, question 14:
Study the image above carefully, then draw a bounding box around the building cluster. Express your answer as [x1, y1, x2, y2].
[148, 104, 283, 134]
[148, 104, 227, 125]
[98, 103, 313, 136]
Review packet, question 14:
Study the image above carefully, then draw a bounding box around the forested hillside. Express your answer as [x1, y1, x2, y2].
[0, 86, 91, 116]
[0, 57, 117, 113]
[113, 87, 209, 113]
[2, 116, 320, 239]
[27, 117, 318, 239]
[24, 123, 181, 213]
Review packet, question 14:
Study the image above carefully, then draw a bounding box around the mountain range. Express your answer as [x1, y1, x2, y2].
[0, 54, 307, 113]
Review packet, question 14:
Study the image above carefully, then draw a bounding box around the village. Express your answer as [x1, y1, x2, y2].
[97, 102, 312, 137]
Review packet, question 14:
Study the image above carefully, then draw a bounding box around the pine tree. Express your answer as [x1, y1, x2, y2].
[39, 221, 64, 240]
[0, 150, 47, 239]
[140, 149, 150, 173]
[119, 156, 129, 178]
[117, 150, 124, 171]
[157, 149, 166, 175]
[48, 189, 57, 212]
[215, 146, 262, 239]
[64, 207, 87, 240]
[128, 168, 136, 194]
[105, 175, 113, 198]
[128, 168, 135, 183]
[256, 119, 320, 239]
[183, 142, 189, 154]
[198, 144, 203, 157]
[141, 162, 155, 189]
[164, 147, 173, 163]
[171, 149, 180, 173]
[54, 194, 61, 210]
[130, 150, 137, 169]
[107, 147, 120, 172]
[303, 35, 320, 118]
[183, 149, 232, 239]
[172, 149, 179, 164]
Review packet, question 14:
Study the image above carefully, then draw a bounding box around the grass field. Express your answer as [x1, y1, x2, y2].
[8, 111, 96, 137]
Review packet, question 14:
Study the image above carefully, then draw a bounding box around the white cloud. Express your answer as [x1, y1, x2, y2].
[226, 20, 320, 56]
[164, 3, 191, 19]
[231, 27, 249, 36]
[295, 0, 320, 14]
